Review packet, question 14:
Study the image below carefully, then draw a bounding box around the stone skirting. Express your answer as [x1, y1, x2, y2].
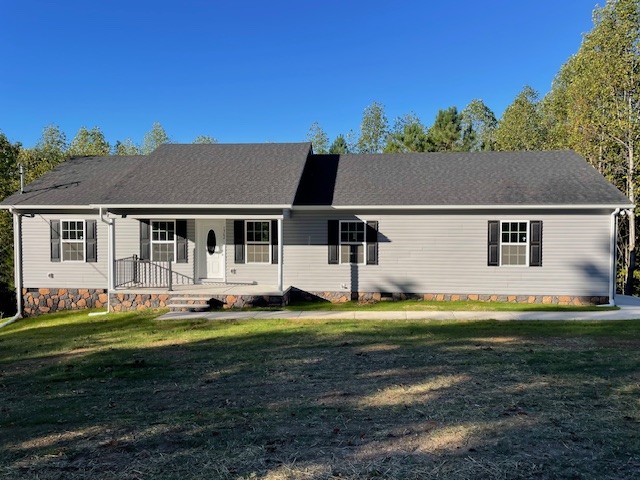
[290, 289, 609, 306]
[22, 288, 107, 316]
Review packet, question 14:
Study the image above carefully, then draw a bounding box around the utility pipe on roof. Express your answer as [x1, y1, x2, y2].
[0, 209, 23, 328]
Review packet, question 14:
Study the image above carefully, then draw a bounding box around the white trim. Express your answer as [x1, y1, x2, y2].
[60, 219, 86, 263]
[277, 218, 283, 291]
[293, 204, 635, 211]
[498, 220, 530, 267]
[129, 214, 283, 220]
[245, 220, 271, 264]
[12, 211, 22, 317]
[339, 220, 367, 265]
[150, 220, 177, 262]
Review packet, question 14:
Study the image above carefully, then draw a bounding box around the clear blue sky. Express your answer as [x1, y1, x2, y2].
[1, 0, 599, 148]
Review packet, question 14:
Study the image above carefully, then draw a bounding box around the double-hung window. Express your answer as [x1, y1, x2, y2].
[61, 220, 85, 262]
[500, 221, 528, 266]
[340, 221, 365, 264]
[151, 221, 176, 262]
[246, 221, 270, 263]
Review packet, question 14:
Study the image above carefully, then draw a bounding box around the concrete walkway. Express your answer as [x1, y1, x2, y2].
[157, 295, 640, 321]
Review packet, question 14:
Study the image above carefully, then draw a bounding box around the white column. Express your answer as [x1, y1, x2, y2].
[277, 217, 283, 291]
[108, 216, 116, 291]
[13, 212, 22, 316]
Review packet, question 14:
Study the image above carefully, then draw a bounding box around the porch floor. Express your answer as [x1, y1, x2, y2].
[113, 283, 289, 297]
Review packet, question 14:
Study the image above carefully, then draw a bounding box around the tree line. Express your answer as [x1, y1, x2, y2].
[0, 0, 638, 309]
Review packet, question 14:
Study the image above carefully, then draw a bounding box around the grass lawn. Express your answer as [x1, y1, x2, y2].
[284, 299, 618, 312]
[0, 311, 639, 479]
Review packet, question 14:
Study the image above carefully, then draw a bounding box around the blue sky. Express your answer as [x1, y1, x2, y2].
[1, 0, 598, 148]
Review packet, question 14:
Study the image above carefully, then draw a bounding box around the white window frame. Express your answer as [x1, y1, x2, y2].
[245, 220, 271, 264]
[60, 219, 86, 263]
[339, 220, 367, 265]
[151, 220, 177, 262]
[499, 220, 530, 267]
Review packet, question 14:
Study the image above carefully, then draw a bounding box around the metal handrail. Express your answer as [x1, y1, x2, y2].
[114, 255, 194, 290]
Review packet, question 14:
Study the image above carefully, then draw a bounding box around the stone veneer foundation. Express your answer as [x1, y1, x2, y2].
[21, 287, 609, 316]
[291, 289, 609, 306]
[22, 288, 108, 316]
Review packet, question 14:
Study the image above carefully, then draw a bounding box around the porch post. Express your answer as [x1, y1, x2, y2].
[277, 217, 283, 291]
[108, 216, 116, 291]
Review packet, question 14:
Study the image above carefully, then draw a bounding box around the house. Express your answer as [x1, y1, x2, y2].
[0, 143, 632, 315]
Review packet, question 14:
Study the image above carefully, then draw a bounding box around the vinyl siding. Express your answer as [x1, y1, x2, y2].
[21, 213, 108, 288]
[22, 215, 196, 288]
[283, 211, 611, 296]
[225, 219, 277, 285]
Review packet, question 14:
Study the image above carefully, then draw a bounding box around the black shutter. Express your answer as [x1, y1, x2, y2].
[271, 220, 278, 264]
[86, 220, 97, 262]
[488, 220, 499, 266]
[328, 220, 339, 264]
[529, 220, 543, 267]
[234, 220, 245, 264]
[140, 220, 151, 260]
[366, 221, 378, 265]
[176, 220, 188, 263]
[50, 220, 61, 262]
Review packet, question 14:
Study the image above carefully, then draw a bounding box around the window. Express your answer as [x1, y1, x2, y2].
[246, 221, 270, 263]
[340, 221, 365, 264]
[61, 220, 85, 262]
[151, 221, 176, 262]
[500, 221, 528, 266]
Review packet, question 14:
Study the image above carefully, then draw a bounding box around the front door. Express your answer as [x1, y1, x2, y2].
[198, 220, 225, 281]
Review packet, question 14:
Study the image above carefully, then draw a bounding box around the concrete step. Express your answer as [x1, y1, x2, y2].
[167, 303, 210, 310]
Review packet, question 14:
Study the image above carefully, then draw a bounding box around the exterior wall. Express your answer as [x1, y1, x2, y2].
[21, 213, 108, 289]
[283, 210, 612, 298]
[114, 217, 196, 279]
[225, 219, 278, 285]
[23, 288, 107, 316]
[20, 215, 197, 290]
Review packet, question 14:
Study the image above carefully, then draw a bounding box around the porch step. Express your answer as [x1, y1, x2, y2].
[166, 295, 213, 312]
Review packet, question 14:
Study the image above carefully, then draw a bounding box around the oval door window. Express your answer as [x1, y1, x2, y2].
[207, 230, 217, 254]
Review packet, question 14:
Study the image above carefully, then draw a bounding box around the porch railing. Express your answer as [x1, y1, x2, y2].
[114, 255, 194, 290]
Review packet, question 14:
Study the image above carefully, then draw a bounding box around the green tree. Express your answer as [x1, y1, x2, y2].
[193, 135, 217, 144]
[494, 86, 546, 151]
[142, 122, 170, 154]
[0, 132, 22, 291]
[306, 122, 329, 154]
[357, 102, 388, 153]
[384, 113, 429, 152]
[329, 134, 349, 154]
[461, 99, 498, 151]
[427, 107, 470, 151]
[114, 138, 141, 155]
[545, 0, 640, 294]
[68, 126, 110, 157]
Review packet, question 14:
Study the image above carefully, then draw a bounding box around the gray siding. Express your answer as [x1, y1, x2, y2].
[225, 220, 278, 285]
[283, 211, 611, 296]
[22, 215, 196, 288]
[22, 213, 108, 288]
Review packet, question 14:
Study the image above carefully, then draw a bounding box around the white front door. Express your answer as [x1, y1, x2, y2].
[198, 220, 225, 281]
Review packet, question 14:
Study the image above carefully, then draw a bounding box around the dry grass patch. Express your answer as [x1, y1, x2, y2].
[0, 311, 639, 479]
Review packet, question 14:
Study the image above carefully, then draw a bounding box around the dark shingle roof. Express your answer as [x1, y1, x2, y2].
[2, 146, 629, 209]
[294, 150, 629, 206]
[2, 143, 311, 207]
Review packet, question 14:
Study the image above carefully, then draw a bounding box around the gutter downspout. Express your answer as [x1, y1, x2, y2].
[606, 208, 622, 307]
[90, 207, 113, 316]
[0, 209, 23, 328]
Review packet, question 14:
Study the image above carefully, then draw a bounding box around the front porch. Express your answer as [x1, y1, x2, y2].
[109, 283, 292, 312]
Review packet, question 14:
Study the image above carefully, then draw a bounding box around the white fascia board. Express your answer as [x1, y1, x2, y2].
[128, 214, 284, 219]
[293, 204, 635, 210]
[0, 205, 98, 211]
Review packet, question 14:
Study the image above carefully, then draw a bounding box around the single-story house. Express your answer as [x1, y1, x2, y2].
[0, 143, 632, 315]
